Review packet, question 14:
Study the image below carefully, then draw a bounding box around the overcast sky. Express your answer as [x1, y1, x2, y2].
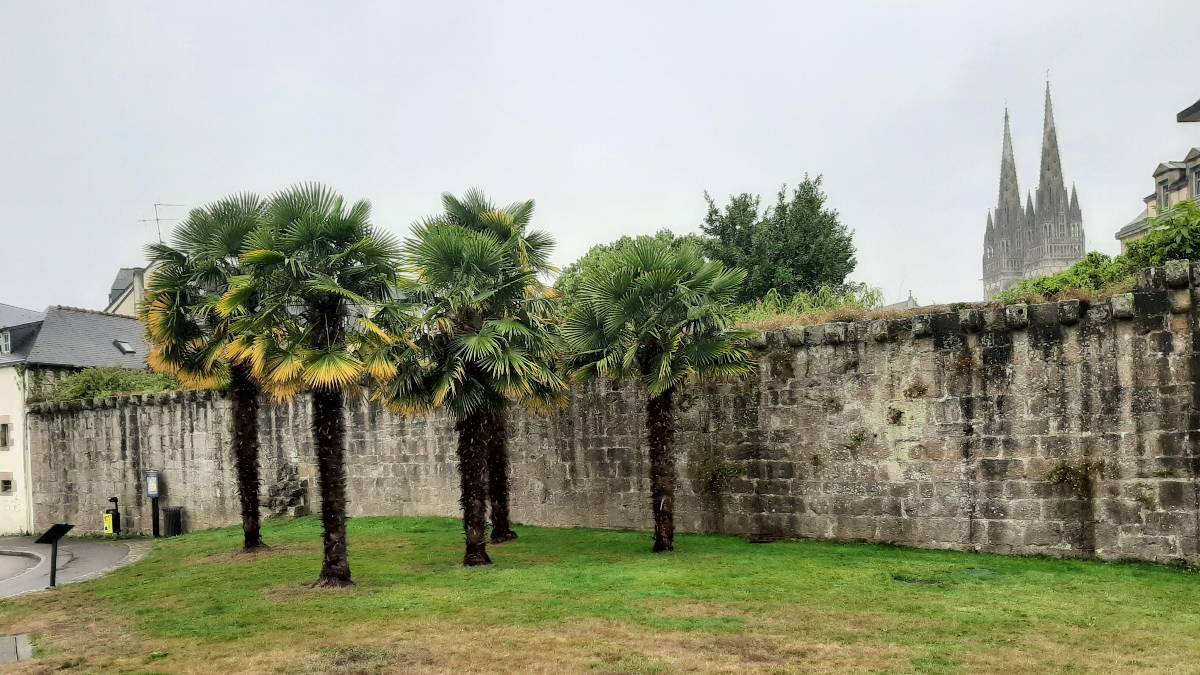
[2, 1, 1197, 311]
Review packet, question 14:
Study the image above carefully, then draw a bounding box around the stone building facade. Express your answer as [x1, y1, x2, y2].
[24, 261, 1200, 567]
[983, 84, 1086, 299]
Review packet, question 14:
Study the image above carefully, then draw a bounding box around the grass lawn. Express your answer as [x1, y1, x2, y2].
[1, 516, 1198, 674]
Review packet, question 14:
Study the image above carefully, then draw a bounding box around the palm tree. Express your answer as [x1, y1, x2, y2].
[426, 190, 558, 542]
[220, 183, 401, 587]
[372, 215, 563, 566]
[141, 194, 268, 551]
[562, 240, 753, 552]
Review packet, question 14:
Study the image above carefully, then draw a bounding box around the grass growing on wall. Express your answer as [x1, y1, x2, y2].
[2, 516, 1198, 673]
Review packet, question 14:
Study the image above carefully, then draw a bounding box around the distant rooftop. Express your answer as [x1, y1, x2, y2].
[1179, 98, 1200, 123]
[109, 267, 145, 305]
[0, 303, 43, 329]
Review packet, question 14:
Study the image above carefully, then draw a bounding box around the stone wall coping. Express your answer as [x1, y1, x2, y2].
[27, 387, 217, 415]
[750, 259, 1192, 350]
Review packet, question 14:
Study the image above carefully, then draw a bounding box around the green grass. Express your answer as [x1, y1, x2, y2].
[2, 516, 1199, 673]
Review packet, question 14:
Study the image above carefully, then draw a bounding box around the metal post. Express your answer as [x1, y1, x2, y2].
[48, 541, 58, 588]
[151, 497, 161, 538]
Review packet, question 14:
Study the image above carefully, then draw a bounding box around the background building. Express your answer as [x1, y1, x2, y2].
[0, 305, 148, 533]
[982, 84, 1086, 299]
[1115, 148, 1200, 249]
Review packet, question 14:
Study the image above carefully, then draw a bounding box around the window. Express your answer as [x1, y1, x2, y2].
[1160, 180, 1171, 210]
[0, 423, 10, 448]
[113, 340, 135, 355]
[0, 473, 12, 496]
[1194, 168, 1200, 200]
[0, 331, 9, 355]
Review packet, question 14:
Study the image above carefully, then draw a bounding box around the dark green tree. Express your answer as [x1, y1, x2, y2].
[702, 176, 856, 302]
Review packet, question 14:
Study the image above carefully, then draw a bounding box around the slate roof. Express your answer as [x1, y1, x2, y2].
[23, 306, 148, 369]
[0, 303, 43, 329]
[1116, 208, 1150, 240]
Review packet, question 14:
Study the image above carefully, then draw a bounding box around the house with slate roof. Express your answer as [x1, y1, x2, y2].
[0, 305, 148, 533]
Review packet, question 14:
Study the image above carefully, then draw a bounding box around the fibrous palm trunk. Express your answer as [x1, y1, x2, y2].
[230, 363, 264, 551]
[486, 409, 517, 543]
[312, 387, 353, 586]
[456, 411, 493, 566]
[646, 387, 676, 552]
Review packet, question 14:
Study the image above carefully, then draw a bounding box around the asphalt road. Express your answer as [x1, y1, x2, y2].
[0, 536, 136, 599]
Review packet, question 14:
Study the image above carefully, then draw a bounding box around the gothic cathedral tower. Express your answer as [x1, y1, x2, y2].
[983, 83, 1085, 299]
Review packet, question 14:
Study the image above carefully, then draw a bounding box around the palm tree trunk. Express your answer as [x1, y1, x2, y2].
[230, 363, 264, 551]
[312, 387, 353, 586]
[486, 409, 517, 543]
[647, 387, 676, 552]
[456, 411, 493, 566]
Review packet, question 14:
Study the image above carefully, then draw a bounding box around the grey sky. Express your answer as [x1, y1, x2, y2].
[2, 1, 1197, 312]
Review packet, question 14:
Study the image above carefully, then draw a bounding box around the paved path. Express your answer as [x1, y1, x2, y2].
[0, 536, 150, 599]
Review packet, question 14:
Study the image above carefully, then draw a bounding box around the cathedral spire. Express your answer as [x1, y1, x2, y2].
[1037, 81, 1067, 217]
[997, 107, 1022, 225]
[1069, 183, 1080, 220]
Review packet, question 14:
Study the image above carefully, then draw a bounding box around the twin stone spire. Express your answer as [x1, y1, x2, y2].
[983, 83, 1085, 299]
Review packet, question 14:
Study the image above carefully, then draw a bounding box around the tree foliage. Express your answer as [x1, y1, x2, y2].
[703, 176, 856, 302]
[562, 239, 753, 397]
[554, 229, 703, 308]
[371, 190, 564, 564]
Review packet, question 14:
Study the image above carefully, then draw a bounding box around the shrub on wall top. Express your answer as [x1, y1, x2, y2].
[45, 367, 179, 403]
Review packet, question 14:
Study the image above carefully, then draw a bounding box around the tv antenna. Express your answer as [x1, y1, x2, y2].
[138, 203, 185, 242]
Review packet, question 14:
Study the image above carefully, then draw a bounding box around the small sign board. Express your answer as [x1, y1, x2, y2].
[145, 470, 160, 498]
[34, 523, 73, 545]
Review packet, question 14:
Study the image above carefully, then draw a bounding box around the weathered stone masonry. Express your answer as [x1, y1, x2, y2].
[26, 262, 1200, 565]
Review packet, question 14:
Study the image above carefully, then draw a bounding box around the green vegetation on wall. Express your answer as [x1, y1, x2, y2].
[998, 201, 1200, 304]
[47, 367, 178, 403]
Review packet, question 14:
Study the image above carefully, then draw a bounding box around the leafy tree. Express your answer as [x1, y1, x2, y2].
[221, 183, 401, 587]
[141, 194, 268, 550]
[47, 367, 177, 403]
[555, 229, 704, 308]
[562, 240, 753, 552]
[702, 176, 856, 302]
[1124, 200, 1200, 269]
[373, 200, 563, 565]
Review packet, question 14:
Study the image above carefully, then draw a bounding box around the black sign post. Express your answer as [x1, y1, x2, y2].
[34, 523, 74, 588]
[145, 470, 161, 538]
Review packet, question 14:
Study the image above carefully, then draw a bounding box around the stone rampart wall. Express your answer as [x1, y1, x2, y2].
[26, 262, 1200, 565]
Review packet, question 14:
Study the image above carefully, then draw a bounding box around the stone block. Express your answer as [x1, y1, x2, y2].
[958, 308, 983, 333]
[869, 320, 889, 342]
[823, 323, 848, 345]
[1169, 289, 1191, 314]
[1164, 259, 1190, 288]
[784, 327, 806, 346]
[1056, 299, 1080, 325]
[911, 314, 932, 338]
[1137, 266, 1166, 290]
[1111, 293, 1135, 319]
[747, 332, 768, 350]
